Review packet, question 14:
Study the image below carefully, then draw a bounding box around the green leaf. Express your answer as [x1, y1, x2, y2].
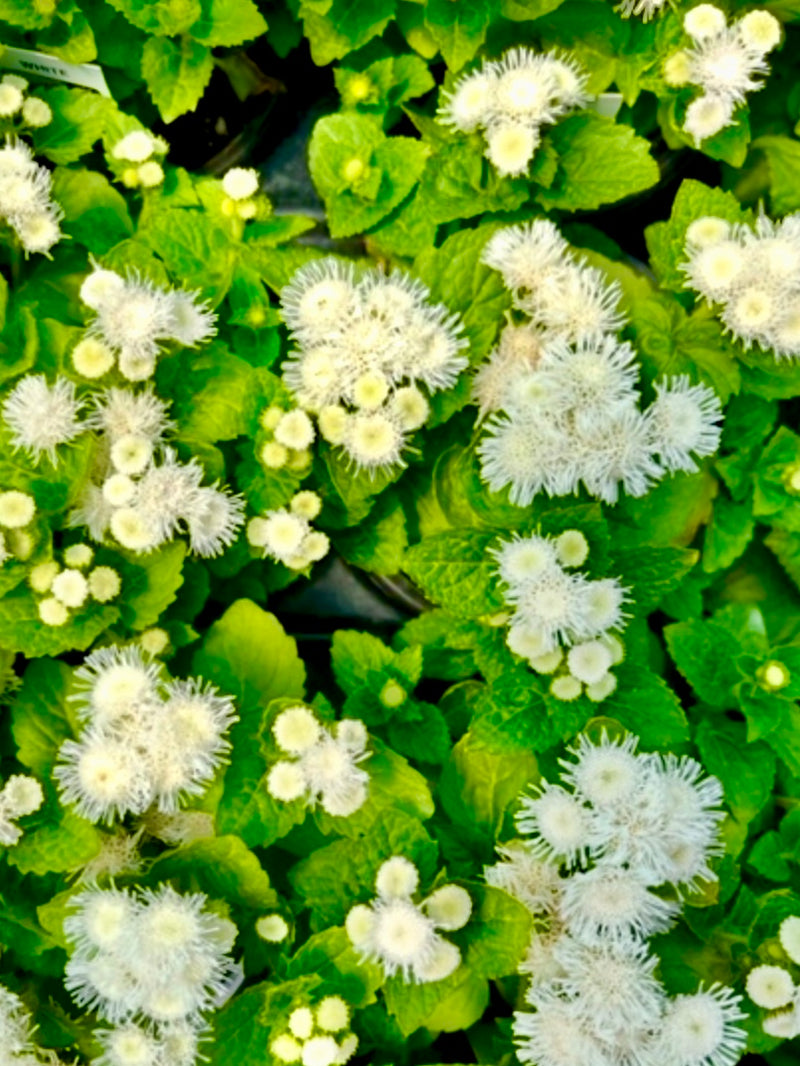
[423, 0, 492, 70]
[331, 630, 421, 696]
[536, 113, 659, 211]
[765, 526, 800, 592]
[117, 541, 186, 630]
[403, 529, 504, 620]
[384, 966, 489, 1036]
[290, 809, 438, 929]
[644, 179, 752, 292]
[139, 208, 237, 301]
[308, 114, 429, 239]
[752, 135, 800, 216]
[7, 807, 101, 877]
[439, 731, 537, 849]
[467, 885, 533, 979]
[702, 496, 755, 573]
[160, 343, 258, 443]
[299, 0, 396, 64]
[141, 36, 214, 124]
[664, 618, 745, 707]
[287, 927, 384, 1007]
[10, 659, 76, 776]
[107, 0, 201, 33]
[609, 544, 698, 613]
[191, 0, 267, 45]
[695, 718, 775, 826]
[32, 86, 115, 164]
[148, 836, 276, 908]
[0, 593, 119, 658]
[335, 496, 407, 576]
[51, 167, 133, 254]
[193, 599, 305, 716]
[600, 663, 690, 749]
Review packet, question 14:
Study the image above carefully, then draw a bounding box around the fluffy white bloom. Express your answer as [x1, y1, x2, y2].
[516, 784, 597, 866]
[746, 964, 794, 1009]
[222, 167, 259, 200]
[2, 374, 83, 464]
[64, 884, 237, 1030]
[682, 211, 800, 359]
[112, 131, 156, 162]
[646, 376, 723, 471]
[55, 646, 236, 822]
[0, 773, 44, 846]
[248, 496, 329, 570]
[269, 996, 358, 1066]
[438, 47, 589, 176]
[670, 6, 781, 144]
[0, 490, 34, 528]
[651, 984, 746, 1066]
[21, 96, 52, 127]
[485, 841, 563, 915]
[81, 267, 216, 378]
[266, 707, 370, 817]
[280, 258, 467, 471]
[346, 857, 468, 983]
[0, 137, 63, 254]
[779, 915, 800, 964]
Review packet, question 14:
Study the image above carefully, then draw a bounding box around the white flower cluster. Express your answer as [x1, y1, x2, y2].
[221, 166, 264, 223]
[79, 266, 217, 382]
[111, 129, 168, 190]
[30, 543, 121, 628]
[492, 529, 627, 702]
[270, 996, 358, 1066]
[55, 644, 237, 823]
[682, 212, 800, 359]
[485, 732, 745, 1066]
[70, 386, 244, 557]
[346, 856, 472, 984]
[0, 74, 53, 127]
[2, 374, 83, 465]
[64, 884, 238, 1062]
[0, 774, 43, 845]
[477, 221, 723, 505]
[247, 491, 330, 570]
[664, 6, 782, 145]
[280, 258, 467, 472]
[0, 984, 66, 1065]
[265, 706, 370, 817]
[0, 488, 35, 570]
[0, 137, 62, 255]
[746, 916, 800, 1039]
[438, 47, 589, 177]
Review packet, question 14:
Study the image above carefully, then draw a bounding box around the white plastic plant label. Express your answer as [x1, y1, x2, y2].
[0, 45, 111, 96]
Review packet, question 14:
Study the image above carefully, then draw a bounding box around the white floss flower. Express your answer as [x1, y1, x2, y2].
[0, 82, 23, 115]
[438, 47, 589, 176]
[646, 376, 723, 473]
[64, 543, 94, 568]
[64, 884, 238, 1028]
[55, 645, 236, 821]
[684, 4, 727, 40]
[485, 841, 563, 915]
[137, 161, 164, 188]
[280, 258, 467, 471]
[376, 856, 420, 899]
[559, 732, 642, 808]
[423, 885, 472, 930]
[746, 965, 794, 1009]
[566, 641, 613, 685]
[0, 137, 64, 255]
[316, 996, 349, 1032]
[739, 10, 781, 52]
[222, 167, 259, 200]
[88, 386, 173, 443]
[275, 409, 315, 450]
[273, 706, 322, 755]
[560, 864, 680, 943]
[779, 915, 800, 964]
[0, 773, 44, 845]
[0, 490, 34, 528]
[683, 95, 734, 145]
[346, 857, 466, 983]
[267, 761, 307, 802]
[251, 505, 329, 569]
[2, 374, 83, 464]
[516, 783, 596, 866]
[112, 131, 155, 162]
[652, 984, 746, 1066]
[555, 529, 589, 568]
[82, 267, 217, 374]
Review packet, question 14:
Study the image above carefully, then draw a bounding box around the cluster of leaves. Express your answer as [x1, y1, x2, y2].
[2, 2, 800, 1066]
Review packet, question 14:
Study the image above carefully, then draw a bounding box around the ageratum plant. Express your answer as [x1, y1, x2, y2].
[1, 4, 800, 1066]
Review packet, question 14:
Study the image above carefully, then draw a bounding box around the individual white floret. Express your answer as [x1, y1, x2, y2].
[20, 96, 52, 127]
[222, 167, 259, 200]
[485, 122, 538, 177]
[0, 82, 23, 115]
[550, 675, 583, 701]
[423, 885, 472, 930]
[185, 485, 245, 558]
[646, 376, 723, 473]
[316, 996, 350, 1032]
[779, 916, 800, 964]
[746, 965, 794, 1009]
[0, 490, 34, 528]
[71, 645, 158, 722]
[137, 160, 164, 188]
[299, 733, 370, 816]
[560, 733, 642, 808]
[376, 856, 420, 899]
[273, 706, 322, 755]
[273, 1034, 303, 1062]
[88, 386, 173, 443]
[2, 374, 83, 464]
[288, 1006, 314, 1040]
[560, 864, 680, 943]
[529, 266, 627, 341]
[15, 208, 62, 255]
[482, 220, 568, 294]
[1, 774, 43, 818]
[55, 733, 151, 823]
[516, 783, 596, 866]
[256, 914, 289, 942]
[683, 94, 734, 145]
[686, 216, 730, 248]
[266, 761, 307, 802]
[566, 641, 614, 685]
[485, 841, 563, 915]
[345, 411, 405, 471]
[281, 259, 359, 339]
[492, 533, 559, 586]
[438, 70, 496, 131]
[64, 543, 94, 568]
[51, 568, 89, 608]
[275, 409, 315, 450]
[513, 994, 605, 1066]
[555, 529, 589, 568]
[38, 596, 69, 626]
[366, 896, 441, 980]
[651, 984, 746, 1066]
[88, 566, 122, 603]
[738, 10, 781, 52]
[684, 4, 727, 40]
[112, 131, 156, 162]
